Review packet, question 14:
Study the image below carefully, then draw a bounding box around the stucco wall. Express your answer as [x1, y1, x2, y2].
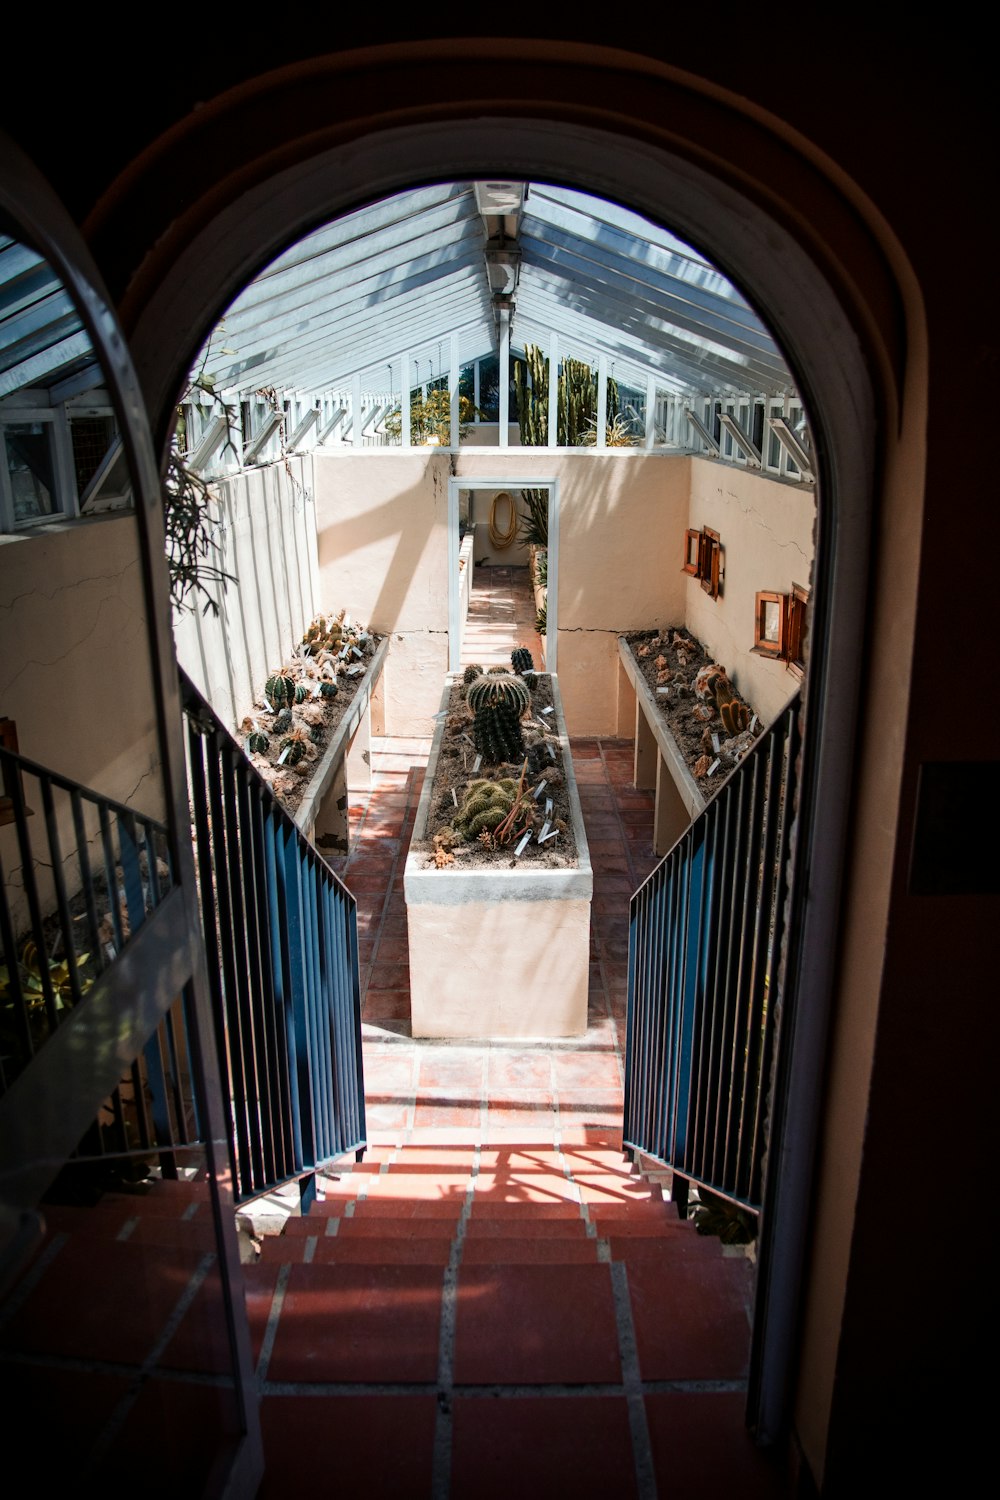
[0, 512, 163, 927]
[172, 455, 317, 730]
[456, 450, 689, 735]
[685, 457, 816, 723]
[0, 513, 162, 809]
[313, 449, 451, 734]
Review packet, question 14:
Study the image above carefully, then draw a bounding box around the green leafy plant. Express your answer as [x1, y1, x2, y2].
[384, 387, 477, 445]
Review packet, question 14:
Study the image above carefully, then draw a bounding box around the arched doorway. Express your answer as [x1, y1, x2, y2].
[90, 43, 922, 1460]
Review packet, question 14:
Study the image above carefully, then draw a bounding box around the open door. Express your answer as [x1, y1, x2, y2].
[0, 134, 262, 1494]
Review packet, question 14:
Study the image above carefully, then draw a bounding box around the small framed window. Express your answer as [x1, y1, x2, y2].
[786, 582, 809, 677]
[699, 527, 721, 598]
[754, 592, 786, 657]
[681, 526, 722, 598]
[753, 584, 809, 672]
[682, 528, 701, 576]
[0, 717, 25, 827]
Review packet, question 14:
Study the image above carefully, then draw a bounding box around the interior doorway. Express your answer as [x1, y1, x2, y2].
[448, 478, 559, 672]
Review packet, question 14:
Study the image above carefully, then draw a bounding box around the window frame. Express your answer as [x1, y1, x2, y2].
[0, 405, 78, 531]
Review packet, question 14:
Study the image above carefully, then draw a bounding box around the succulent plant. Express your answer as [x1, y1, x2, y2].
[453, 777, 519, 840]
[319, 679, 339, 700]
[246, 729, 270, 755]
[720, 698, 752, 737]
[294, 682, 310, 704]
[463, 664, 482, 684]
[466, 673, 531, 764]
[308, 725, 325, 746]
[511, 647, 535, 675]
[265, 673, 296, 711]
[279, 733, 308, 766]
[273, 708, 293, 735]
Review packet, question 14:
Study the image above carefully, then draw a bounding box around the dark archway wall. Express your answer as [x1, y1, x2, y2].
[4, 28, 995, 1493]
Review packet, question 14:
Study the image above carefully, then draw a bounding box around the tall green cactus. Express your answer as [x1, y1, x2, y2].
[466, 672, 530, 764]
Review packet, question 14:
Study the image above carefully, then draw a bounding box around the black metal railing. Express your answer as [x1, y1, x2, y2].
[624, 694, 800, 1213]
[181, 671, 366, 1206]
[0, 743, 172, 1094]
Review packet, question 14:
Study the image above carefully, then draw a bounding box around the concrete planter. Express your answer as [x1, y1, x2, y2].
[294, 635, 388, 853]
[404, 673, 592, 1038]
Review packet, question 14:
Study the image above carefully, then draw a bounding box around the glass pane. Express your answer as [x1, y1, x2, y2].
[5, 421, 56, 521]
[761, 599, 781, 643]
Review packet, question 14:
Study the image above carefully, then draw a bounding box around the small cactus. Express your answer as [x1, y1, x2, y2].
[246, 728, 270, 755]
[319, 680, 339, 700]
[720, 699, 752, 737]
[511, 647, 535, 675]
[273, 708, 293, 735]
[265, 674, 296, 711]
[463, 664, 482, 685]
[279, 733, 308, 767]
[453, 777, 519, 841]
[308, 725, 325, 746]
[294, 682, 310, 704]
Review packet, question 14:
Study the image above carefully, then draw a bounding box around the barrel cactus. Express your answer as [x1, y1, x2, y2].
[453, 777, 519, 841]
[466, 672, 530, 764]
[246, 728, 270, 755]
[279, 733, 308, 767]
[511, 647, 535, 675]
[319, 679, 339, 700]
[273, 708, 293, 735]
[265, 674, 295, 711]
[463, 663, 482, 685]
[294, 682, 310, 704]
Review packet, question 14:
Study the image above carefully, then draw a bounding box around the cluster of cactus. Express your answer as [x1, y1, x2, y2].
[302, 616, 344, 655]
[514, 342, 620, 448]
[511, 647, 535, 675]
[453, 778, 519, 841]
[466, 672, 530, 764]
[720, 698, 752, 737]
[265, 673, 296, 711]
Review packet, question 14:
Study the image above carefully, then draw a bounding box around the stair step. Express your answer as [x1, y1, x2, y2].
[118, 1217, 219, 1251]
[349, 1199, 464, 1219]
[335, 1217, 457, 1240]
[464, 1217, 591, 1240]
[313, 1238, 452, 1266]
[467, 1202, 584, 1220]
[460, 1237, 599, 1264]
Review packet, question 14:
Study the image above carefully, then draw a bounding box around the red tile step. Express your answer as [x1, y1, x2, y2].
[265, 1263, 444, 1384]
[460, 1237, 600, 1264]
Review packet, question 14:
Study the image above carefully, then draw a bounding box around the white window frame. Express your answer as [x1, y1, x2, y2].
[0, 404, 78, 531]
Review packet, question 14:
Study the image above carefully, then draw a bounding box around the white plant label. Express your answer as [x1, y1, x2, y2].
[751, 714, 759, 732]
[545, 797, 553, 817]
[451, 786, 458, 806]
[539, 819, 551, 842]
[541, 705, 553, 716]
[472, 754, 482, 772]
[533, 780, 547, 800]
[711, 733, 720, 753]
[707, 757, 721, 776]
[515, 830, 533, 856]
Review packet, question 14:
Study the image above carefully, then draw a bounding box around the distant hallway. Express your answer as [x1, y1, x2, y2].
[461, 564, 538, 668]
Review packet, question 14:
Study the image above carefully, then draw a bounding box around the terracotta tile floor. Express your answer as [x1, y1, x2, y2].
[461, 563, 539, 666]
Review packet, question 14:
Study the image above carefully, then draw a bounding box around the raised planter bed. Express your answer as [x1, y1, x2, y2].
[294, 634, 389, 852]
[403, 672, 592, 1039]
[618, 632, 758, 856]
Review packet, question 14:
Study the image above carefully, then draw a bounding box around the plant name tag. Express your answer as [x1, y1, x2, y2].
[541, 705, 554, 715]
[711, 733, 720, 753]
[545, 797, 553, 817]
[515, 830, 533, 856]
[533, 779, 547, 800]
[750, 714, 759, 732]
[472, 754, 482, 772]
[451, 786, 458, 806]
[707, 757, 721, 776]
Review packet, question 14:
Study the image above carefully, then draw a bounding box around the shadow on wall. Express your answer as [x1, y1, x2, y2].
[172, 455, 318, 729]
[312, 452, 449, 637]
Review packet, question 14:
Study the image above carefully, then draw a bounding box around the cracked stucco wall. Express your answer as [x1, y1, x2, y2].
[172, 454, 318, 730]
[457, 449, 689, 735]
[313, 449, 451, 735]
[686, 456, 816, 723]
[1, 512, 163, 928]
